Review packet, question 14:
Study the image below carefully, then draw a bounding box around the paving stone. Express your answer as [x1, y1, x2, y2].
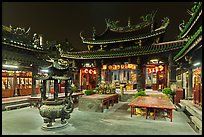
[2, 102, 199, 135]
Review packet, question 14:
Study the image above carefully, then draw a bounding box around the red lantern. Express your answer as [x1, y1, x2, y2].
[89, 69, 93, 74]
[125, 64, 128, 69]
[148, 68, 152, 73]
[93, 69, 97, 74]
[117, 65, 120, 69]
[84, 68, 88, 74]
[108, 65, 112, 70]
[121, 65, 125, 69]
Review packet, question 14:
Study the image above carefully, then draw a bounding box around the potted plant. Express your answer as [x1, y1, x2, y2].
[110, 83, 116, 94]
[134, 90, 146, 98]
[71, 83, 77, 93]
[106, 85, 111, 94]
[162, 88, 172, 95]
[84, 89, 94, 96]
[133, 90, 147, 115]
[162, 88, 175, 103]
[95, 87, 99, 94]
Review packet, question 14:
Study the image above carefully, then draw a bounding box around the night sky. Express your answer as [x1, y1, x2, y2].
[2, 2, 193, 51]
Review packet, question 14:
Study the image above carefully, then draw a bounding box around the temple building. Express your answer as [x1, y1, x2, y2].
[2, 25, 49, 97]
[2, 2, 202, 108]
[2, 2, 202, 135]
[62, 11, 187, 92]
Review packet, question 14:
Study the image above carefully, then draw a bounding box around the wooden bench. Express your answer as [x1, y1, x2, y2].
[190, 116, 202, 133]
[128, 96, 176, 122]
[5, 103, 30, 111]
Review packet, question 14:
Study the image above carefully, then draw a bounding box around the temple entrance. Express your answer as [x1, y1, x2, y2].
[145, 64, 166, 91]
[101, 63, 137, 90]
[80, 68, 97, 90]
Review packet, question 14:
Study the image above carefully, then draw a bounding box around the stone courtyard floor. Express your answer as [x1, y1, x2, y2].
[2, 102, 199, 135]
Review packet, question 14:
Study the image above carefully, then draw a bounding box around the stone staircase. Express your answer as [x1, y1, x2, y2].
[176, 99, 202, 134]
[2, 98, 30, 111]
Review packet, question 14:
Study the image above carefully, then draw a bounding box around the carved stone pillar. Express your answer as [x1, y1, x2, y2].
[188, 67, 193, 98]
[185, 56, 193, 99]
[136, 57, 145, 91]
[31, 66, 38, 97]
[168, 54, 177, 87]
[179, 63, 184, 89]
[96, 60, 102, 85]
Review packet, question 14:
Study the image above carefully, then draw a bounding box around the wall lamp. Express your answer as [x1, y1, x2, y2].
[193, 62, 201, 67]
[3, 64, 18, 68]
[40, 69, 49, 73]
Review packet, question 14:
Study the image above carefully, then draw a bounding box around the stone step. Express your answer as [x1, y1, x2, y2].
[5, 103, 30, 111]
[2, 100, 29, 111]
[3, 99, 29, 106]
[176, 103, 186, 112]
[175, 105, 180, 111]
[186, 106, 202, 121]
[180, 100, 202, 121]
[190, 116, 202, 134]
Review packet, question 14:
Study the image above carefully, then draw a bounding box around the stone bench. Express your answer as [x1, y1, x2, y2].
[78, 94, 118, 112]
[5, 103, 30, 111]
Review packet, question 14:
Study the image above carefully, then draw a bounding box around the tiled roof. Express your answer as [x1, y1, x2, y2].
[105, 11, 156, 33]
[2, 48, 49, 66]
[178, 2, 202, 39]
[2, 27, 44, 51]
[174, 26, 202, 61]
[82, 29, 166, 44]
[62, 40, 187, 59]
[2, 40, 44, 52]
[81, 15, 170, 45]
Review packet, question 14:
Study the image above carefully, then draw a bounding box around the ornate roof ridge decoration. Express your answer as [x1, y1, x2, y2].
[178, 2, 202, 39]
[47, 58, 69, 70]
[34, 74, 50, 80]
[154, 17, 170, 32]
[153, 39, 188, 46]
[2, 41, 44, 52]
[174, 25, 202, 61]
[80, 11, 158, 40]
[2, 25, 31, 36]
[80, 14, 170, 44]
[61, 40, 186, 59]
[105, 11, 157, 33]
[2, 25, 12, 32]
[2, 25, 44, 51]
[82, 29, 166, 45]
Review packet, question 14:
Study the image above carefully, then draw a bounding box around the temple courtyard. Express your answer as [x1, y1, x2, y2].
[2, 101, 199, 135]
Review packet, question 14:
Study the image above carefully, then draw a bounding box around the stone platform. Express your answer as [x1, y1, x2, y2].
[78, 94, 118, 112]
